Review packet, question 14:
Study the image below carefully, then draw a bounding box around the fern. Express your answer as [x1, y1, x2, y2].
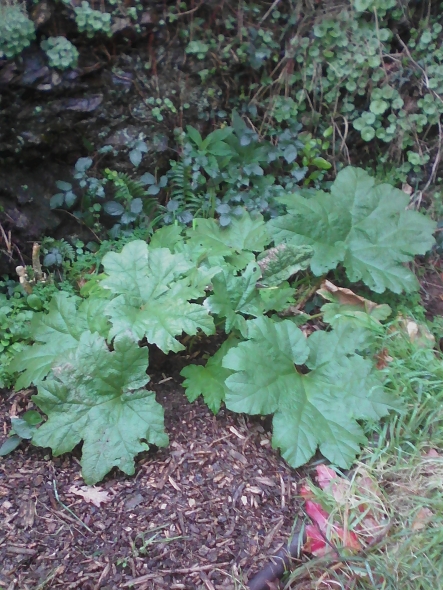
[167, 162, 204, 215]
[114, 173, 147, 201]
[111, 172, 158, 217]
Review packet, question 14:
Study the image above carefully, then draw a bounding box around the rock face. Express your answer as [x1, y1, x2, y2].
[0, 17, 217, 275]
[0, 165, 66, 275]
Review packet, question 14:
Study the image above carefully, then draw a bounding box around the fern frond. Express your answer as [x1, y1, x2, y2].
[113, 172, 158, 217]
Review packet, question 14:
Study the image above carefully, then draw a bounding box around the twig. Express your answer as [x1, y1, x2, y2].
[396, 35, 443, 107]
[171, 0, 206, 17]
[422, 120, 442, 193]
[0, 223, 12, 255]
[34, 565, 65, 590]
[122, 563, 231, 586]
[259, 0, 282, 23]
[53, 209, 102, 243]
[52, 479, 93, 534]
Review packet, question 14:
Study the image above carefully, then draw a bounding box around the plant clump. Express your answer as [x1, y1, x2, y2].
[0, 1, 35, 59]
[6, 167, 436, 484]
[74, 1, 112, 38]
[40, 36, 79, 70]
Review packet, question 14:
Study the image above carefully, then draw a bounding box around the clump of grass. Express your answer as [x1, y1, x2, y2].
[284, 318, 443, 590]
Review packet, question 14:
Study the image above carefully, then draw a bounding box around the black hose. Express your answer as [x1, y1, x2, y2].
[247, 529, 307, 590]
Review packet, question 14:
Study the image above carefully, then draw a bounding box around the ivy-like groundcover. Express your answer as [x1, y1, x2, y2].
[8, 167, 435, 484]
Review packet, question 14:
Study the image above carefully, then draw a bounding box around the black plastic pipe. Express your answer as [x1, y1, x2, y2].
[247, 529, 307, 590]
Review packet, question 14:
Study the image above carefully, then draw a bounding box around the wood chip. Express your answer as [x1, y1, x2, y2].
[229, 426, 245, 439]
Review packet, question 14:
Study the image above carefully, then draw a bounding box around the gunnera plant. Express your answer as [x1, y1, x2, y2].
[0, 0, 35, 59]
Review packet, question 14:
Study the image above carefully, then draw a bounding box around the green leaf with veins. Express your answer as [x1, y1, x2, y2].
[32, 332, 168, 485]
[9, 292, 99, 389]
[268, 167, 436, 293]
[222, 316, 396, 468]
[101, 241, 214, 351]
[154, 227, 224, 291]
[187, 212, 271, 270]
[149, 225, 184, 250]
[204, 262, 263, 334]
[181, 338, 237, 414]
[79, 298, 111, 338]
[106, 294, 214, 352]
[257, 244, 313, 287]
[101, 241, 193, 301]
[321, 301, 391, 332]
[258, 284, 295, 313]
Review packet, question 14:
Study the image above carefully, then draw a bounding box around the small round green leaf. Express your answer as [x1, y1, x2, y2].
[22, 410, 43, 426]
[27, 294, 43, 311]
[104, 201, 125, 216]
[370, 100, 389, 115]
[361, 126, 376, 141]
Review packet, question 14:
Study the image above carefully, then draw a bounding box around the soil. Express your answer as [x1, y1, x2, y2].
[0, 369, 305, 590]
[421, 259, 443, 319]
[2, 263, 443, 590]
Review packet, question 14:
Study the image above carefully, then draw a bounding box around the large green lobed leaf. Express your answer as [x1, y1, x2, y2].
[181, 339, 237, 414]
[9, 292, 109, 389]
[222, 316, 397, 468]
[268, 167, 436, 293]
[186, 212, 271, 270]
[101, 240, 215, 352]
[32, 333, 168, 484]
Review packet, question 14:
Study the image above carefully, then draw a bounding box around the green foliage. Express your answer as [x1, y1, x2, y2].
[175, 2, 442, 180]
[32, 333, 168, 484]
[268, 167, 436, 293]
[222, 317, 394, 468]
[40, 36, 79, 70]
[41, 238, 76, 268]
[101, 240, 215, 352]
[51, 157, 164, 239]
[103, 170, 161, 238]
[74, 1, 112, 38]
[0, 276, 71, 389]
[144, 97, 178, 122]
[164, 114, 330, 226]
[0, 285, 34, 389]
[0, 410, 43, 456]
[353, 0, 396, 15]
[181, 338, 237, 414]
[0, 1, 35, 59]
[9, 167, 433, 484]
[9, 292, 109, 390]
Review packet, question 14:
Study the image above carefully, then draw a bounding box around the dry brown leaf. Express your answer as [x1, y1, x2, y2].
[68, 485, 112, 507]
[375, 348, 393, 370]
[397, 316, 435, 347]
[424, 449, 440, 458]
[318, 280, 378, 311]
[402, 183, 413, 196]
[411, 507, 433, 531]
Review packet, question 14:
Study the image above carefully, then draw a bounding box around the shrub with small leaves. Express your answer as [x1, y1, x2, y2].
[41, 36, 79, 70]
[74, 1, 111, 38]
[0, 2, 35, 59]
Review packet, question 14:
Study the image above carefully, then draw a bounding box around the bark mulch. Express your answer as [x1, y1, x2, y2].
[0, 374, 305, 590]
